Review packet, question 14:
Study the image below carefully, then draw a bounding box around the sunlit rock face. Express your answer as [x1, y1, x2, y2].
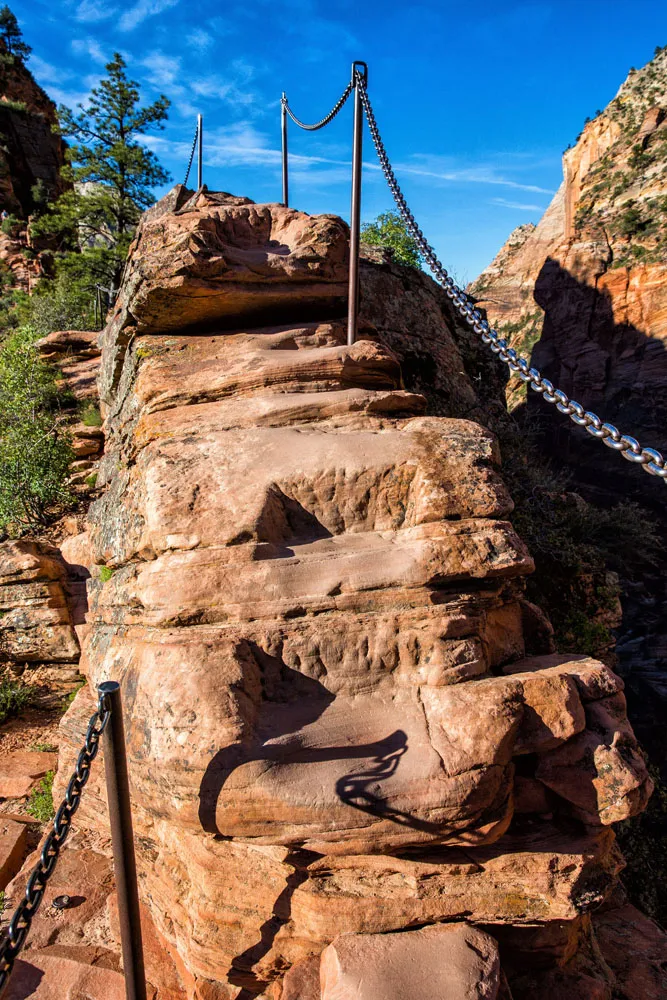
[56, 188, 654, 999]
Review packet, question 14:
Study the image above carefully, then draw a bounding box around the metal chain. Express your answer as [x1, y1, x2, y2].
[355, 71, 667, 482]
[281, 82, 353, 131]
[183, 121, 199, 187]
[0, 691, 112, 992]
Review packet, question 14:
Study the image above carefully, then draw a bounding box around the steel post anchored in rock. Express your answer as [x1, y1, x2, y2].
[36, 187, 662, 1000]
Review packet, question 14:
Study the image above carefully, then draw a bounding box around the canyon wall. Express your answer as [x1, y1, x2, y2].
[469, 46, 667, 506]
[0, 45, 67, 218]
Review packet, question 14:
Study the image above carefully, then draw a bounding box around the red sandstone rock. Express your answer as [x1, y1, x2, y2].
[0, 541, 79, 665]
[0, 751, 57, 798]
[0, 817, 27, 888]
[320, 923, 501, 1000]
[51, 188, 654, 996]
[3, 952, 150, 1000]
[594, 901, 667, 1000]
[469, 52, 667, 497]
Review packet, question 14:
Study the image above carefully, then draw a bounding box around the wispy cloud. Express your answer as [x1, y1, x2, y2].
[144, 122, 352, 174]
[491, 197, 545, 211]
[399, 161, 554, 194]
[71, 37, 108, 65]
[30, 55, 69, 86]
[142, 50, 182, 89]
[119, 0, 180, 32]
[75, 0, 117, 22]
[186, 28, 213, 51]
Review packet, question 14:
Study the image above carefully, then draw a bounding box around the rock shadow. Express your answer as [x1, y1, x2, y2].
[524, 256, 667, 505]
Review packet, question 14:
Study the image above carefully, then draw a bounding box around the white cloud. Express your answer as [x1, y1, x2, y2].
[75, 0, 117, 22]
[142, 50, 182, 89]
[186, 28, 213, 51]
[399, 155, 555, 195]
[119, 0, 180, 32]
[29, 55, 69, 87]
[491, 197, 545, 211]
[71, 37, 108, 65]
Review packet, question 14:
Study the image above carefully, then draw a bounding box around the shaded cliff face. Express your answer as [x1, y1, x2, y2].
[0, 48, 66, 217]
[469, 47, 667, 503]
[34, 188, 660, 999]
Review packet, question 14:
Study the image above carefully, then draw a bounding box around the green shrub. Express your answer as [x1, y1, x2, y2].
[80, 403, 102, 427]
[26, 770, 54, 822]
[99, 565, 113, 582]
[0, 213, 19, 237]
[361, 211, 423, 268]
[0, 325, 74, 531]
[16, 271, 96, 339]
[0, 678, 32, 724]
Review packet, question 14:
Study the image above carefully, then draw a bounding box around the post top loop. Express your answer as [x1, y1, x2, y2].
[352, 60, 368, 83]
[98, 680, 120, 694]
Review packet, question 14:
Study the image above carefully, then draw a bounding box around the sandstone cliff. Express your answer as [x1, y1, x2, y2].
[0, 187, 659, 1000]
[469, 46, 667, 505]
[0, 45, 66, 218]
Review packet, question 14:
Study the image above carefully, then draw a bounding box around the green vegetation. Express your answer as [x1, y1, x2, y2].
[98, 566, 114, 583]
[26, 770, 55, 822]
[617, 766, 667, 926]
[61, 679, 85, 710]
[361, 211, 423, 268]
[33, 52, 170, 290]
[0, 325, 73, 531]
[0, 5, 30, 62]
[30, 741, 57, 752]
[0, 677, 32, 724]
[499, 418, 662, 659]
[0, 213, 18, 237]
[80, 403, 102, 427]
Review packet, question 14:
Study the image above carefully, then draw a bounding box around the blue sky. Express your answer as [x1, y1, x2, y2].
[14, 0, 667, 281]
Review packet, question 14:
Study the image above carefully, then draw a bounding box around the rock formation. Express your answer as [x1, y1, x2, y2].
[0, 185, 653, 1000]
[0, 45, 66, 218]
[469, 46, 667, 504]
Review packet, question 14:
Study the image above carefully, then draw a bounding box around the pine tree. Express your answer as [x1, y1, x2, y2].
[0, 5, 31, 62]
[33, 52, 170, 287]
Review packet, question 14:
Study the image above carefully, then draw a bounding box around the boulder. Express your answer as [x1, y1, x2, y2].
[320, 923, 500, 1000]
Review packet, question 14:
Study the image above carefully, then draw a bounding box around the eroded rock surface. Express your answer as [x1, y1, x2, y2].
[0, 541, 79, 669]
[46, 189, 658, 998]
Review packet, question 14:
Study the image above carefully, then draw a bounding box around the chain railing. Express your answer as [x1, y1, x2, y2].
[183, 114, 203, 189]
[353, 69, 666, 483]
[0, 682, 146, 1000]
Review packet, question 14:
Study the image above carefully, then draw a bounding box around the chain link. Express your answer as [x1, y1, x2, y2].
[355, 71, 667, 483]
[0, 691, 112, 992]
[281, 83, 353, 131]
[183, 121, 199, 188]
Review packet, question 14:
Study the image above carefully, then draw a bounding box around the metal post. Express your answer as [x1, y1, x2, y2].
[98, 681, 147, 1000]
[347, 61, 367, 347]
[197, 113, 203, 189]
[281, 94, 289, 207]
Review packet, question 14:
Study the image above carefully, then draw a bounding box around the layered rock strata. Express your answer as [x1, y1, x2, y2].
[0, 541, 79, 676]
[44, 190, 658, 999]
